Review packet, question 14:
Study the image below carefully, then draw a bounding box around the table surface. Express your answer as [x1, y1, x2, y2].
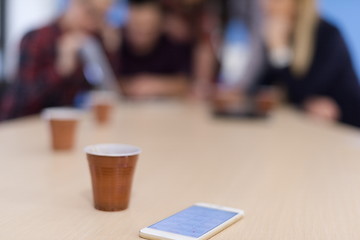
[1, 101, 360, 240]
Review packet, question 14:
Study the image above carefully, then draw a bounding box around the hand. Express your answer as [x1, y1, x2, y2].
[56, 32, 87, 76]
[123, 75, 168, 99]
[101, 26, 121, 53]
[213, 88, 245, 112]
[191, 81, 214, 101]
[304, 97, 341, 123]
[255, 87, 279, 114]
[58, 32, 87, 56]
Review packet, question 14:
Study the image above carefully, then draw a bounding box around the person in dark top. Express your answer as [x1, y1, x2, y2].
[120, 34, 191, 77]
[257, 0, 360, 127]
[117, 0, 192, 99]
[0, 0, 115, 120]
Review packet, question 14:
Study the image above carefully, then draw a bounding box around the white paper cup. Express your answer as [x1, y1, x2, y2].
[89, 91, 117, 124]
[42, 107, 82, 121]
[42, 108, 82, 151]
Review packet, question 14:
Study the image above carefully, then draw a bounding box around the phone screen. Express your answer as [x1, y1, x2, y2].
[148, 206, 238, 238]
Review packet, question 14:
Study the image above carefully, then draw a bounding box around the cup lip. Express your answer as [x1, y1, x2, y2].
[84, 144, 142, 157]
[90, 90, 117, 105]
[41, 107, 83, 120]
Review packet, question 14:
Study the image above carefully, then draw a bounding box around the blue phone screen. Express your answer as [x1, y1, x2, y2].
[149, 206, 238, 238]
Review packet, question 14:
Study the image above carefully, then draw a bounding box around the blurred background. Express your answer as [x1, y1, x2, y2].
[320, 0, 360, 77]
[0, 0, 359, 83]
[0, 0, 360, 127]
[0, 0, 128, 82]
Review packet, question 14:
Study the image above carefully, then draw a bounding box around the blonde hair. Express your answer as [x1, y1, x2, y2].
[292, 0, 319, 76]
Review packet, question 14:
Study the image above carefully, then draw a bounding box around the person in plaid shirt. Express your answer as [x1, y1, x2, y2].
[0, 0, 117, 120]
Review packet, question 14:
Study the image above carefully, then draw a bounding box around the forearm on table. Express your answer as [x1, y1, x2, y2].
[120, 74, 191, 97]
[154, 74, 190, 96]
[193, 42, 217, 85]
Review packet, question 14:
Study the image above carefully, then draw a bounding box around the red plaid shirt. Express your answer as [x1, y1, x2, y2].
[1, 21, 93, 120]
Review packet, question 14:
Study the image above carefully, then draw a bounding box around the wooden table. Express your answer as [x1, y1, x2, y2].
[1, 101, 360, 239]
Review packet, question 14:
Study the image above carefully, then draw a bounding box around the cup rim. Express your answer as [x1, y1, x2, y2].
[90, 90, 117, 105]
[41, 107, 83, 120]
[84, 144, 142, 157]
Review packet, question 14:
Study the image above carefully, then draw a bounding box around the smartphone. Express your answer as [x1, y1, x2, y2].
[139, 203, 244, 240]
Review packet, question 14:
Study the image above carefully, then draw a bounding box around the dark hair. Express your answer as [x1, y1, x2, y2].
[129, 0, 166, 16]
[129, 0, 162, 7]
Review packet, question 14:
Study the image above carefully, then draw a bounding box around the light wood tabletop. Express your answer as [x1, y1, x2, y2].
[1, 101, 360, 240]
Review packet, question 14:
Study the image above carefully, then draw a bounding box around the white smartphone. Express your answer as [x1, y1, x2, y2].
[139, 203, 244, 240]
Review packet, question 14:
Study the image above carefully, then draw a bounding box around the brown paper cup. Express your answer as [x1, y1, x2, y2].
[90, 91, 116, 125]
[50, 119, 78, 150]
[93, 104, 112, 124]
[85, 144, 141, 212]
[42, 108, 81, 151]
[256, 98, 274, 114]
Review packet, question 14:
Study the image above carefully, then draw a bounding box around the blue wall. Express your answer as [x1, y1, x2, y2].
[320, 0, 360, 78]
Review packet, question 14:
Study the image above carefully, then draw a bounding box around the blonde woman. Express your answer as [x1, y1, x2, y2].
[259, 0, 360, 127]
